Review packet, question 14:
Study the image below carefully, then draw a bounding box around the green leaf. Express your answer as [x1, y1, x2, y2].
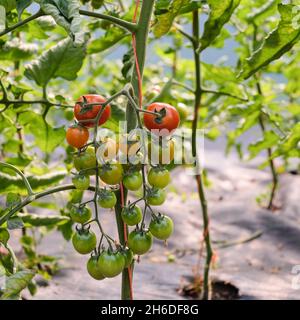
[7, 216, 24, 230]
[1, 269, 35, 300]
[36, 0, 83, 45]
[154, 0, 188, 38]
[239, 4, 300, 80]
[16, 0, 32, 19]
[246, 0, 279, 23]
[248, 131, 279, 159]
[24, 38, 86, 87]
[88, 27, 128, 54]
[0, 228, 9, 246]
[0, 0, 16, 12]
[200, 0, 241, 52]
[0, 5, 5, 33]
[0, 39, 37, 61]
[6, 193, 21, 209]
[17, 213, 70, 227]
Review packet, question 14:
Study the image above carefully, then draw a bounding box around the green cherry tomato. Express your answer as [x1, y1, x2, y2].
[100, 161, 123, 185]
[72, 229, 97, 254]
[70, 206, 92, 224]
[147, 167, 171, 189]
[128, 230, 153, 255]
[98, 189, 117, 208]
[122, 248, 134, 268]
[149, 215, 174, 240]
[121, 205, 142, 226]
[146, 188, 166, 206]
[72, 174, 90, 190]
[123, 171, 143, 191]
[98, 250, 125, 278]
[87, 255, 105, 280]
[74, 147, 97, 175]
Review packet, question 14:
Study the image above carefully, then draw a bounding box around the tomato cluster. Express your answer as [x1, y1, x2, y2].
[65, 94, 178, 281]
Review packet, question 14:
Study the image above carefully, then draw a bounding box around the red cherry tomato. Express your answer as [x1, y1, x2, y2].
[143, 103, 180, 136]
[74, 94, 111, 128]
[66, 125, 89, 149]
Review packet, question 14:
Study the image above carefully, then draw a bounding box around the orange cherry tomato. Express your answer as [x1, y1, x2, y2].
[66, 125, 89, 149]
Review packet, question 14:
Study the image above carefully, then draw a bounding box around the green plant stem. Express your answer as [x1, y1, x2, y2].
[191, 10, 213, 300]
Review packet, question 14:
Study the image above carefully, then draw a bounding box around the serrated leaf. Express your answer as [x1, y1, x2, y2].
[16, 0, 32, 20]
[24, 38, 86, 87]
[248, 131, 279, 159]
[200, 0, 241, 52]
[154, 0, 188, 38]
[36, 0, 83, 45]
[1, 270, 35, 300]
[17, 213, 70, 227]
[88, 27, 128, 54]
[6, 193, 21, 209]
[0, 39, 37, 61]
[7, 216, 24, 230]
[0, 228, 9, 246]
[239, 4, 300, 80]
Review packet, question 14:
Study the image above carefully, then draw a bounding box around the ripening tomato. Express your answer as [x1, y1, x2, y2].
[70, 205, 91, 224]
[74, 94, 111, 128]
[128, 230, 153, 255]
[74, 147, 97, 175]
[147, 167, 170, 189]
[100, 161, 123, 185]
[149, 215, 174, 240]
[66, 125, 89, 149]
[72, 229, 97, 254]
[87, 255, 105, 280]
[143, 103, 180, 136]
[98, 250, 125, 278]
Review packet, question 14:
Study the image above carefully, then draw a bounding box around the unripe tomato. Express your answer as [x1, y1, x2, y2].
[87, 255, 105, 280]
[176, 102, 189, 122]
[121, 247, 133, 268]
[100, 161, 123, 185]
[98, 250, 125, 278]
[98, 189, 117, 208]
[121, 205, 142, 226]
[66, 125, 89, 149]
[143, 103, 180, 136]
[128, 230, 153, 255]
[123, 171, 143, 191]
[72, 229, 97, 254]
[74, 147, 97, 175]
[72, 174, 90, 190]
[148, 167, 170, 189]
[70, 206, 91, 224]
[74, 94, 111, 128]
[148, 139, 175, 165]
[149, 215, 174, 240]
[146, 188, 166, 206]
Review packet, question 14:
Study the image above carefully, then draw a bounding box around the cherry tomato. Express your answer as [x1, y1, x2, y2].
[123, 171, 142, 191]
[128, 230, 153, 255]
[87, 255, 105, 280]
[121, 205, 142, 226]
[149, 215, 174, 240]
[148, 167, 170, 189]
[74, 94, 111, 128]
[66, 125, 89, 149]
[146, 188, 166, 206]
[98, 250, 125, 278]
[148, 139, 175, 165]
[176, 102, 189, 122]
[74, 147, 96, 175]
[121, 247, 133, 268]
[70, 206, 91, 224]
[143, 103, 180, 136]
[72, 228, 97, 254]
[72, 174, 90, 190]
[98, 189, 117, 208]
[100, 161, 123, 185]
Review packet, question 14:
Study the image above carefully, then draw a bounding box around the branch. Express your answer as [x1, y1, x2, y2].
[79, 10, 137, 33]
[0, 10, 44, 38]
[201, 88, 249, 102]
[0, 99, 73, 110]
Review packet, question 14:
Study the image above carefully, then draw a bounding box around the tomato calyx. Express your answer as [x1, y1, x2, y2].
[75, 223, 91, 235]
[153, 107, 166, 124]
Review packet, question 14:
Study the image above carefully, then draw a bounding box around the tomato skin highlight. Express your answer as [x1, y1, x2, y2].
[121, 205, 142, 226]
[72, 229, 97, 254]
[128, 230, 153, 255]
[143, 103, 180, 136]
[72, 174, 90, 190]
[98, 250, 125, 278]
[70, 206, 92, 224]
[123, 171, 143, 191]
[74, 94, 111, 128]
[149, 215, 174, 240]
[87, 255, 105, 280]
[148, 167, 170, 189]
[98, 190, 117, 208]
[66, 125, 89, 149]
